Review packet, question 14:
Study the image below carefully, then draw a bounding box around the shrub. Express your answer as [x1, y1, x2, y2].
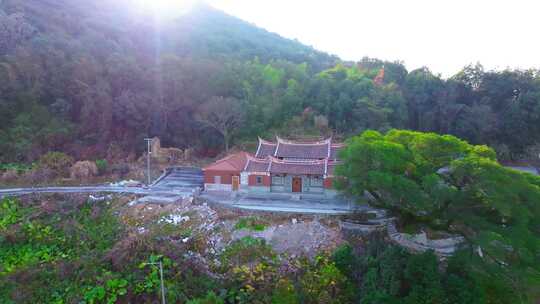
[23, 167, 56, 183]
[110, 163, 130, 177]
[0, 163, 32, 174]
[0, 197, 22, 231]
[95, 159, 108, 175]
[403, 251, 445, 304]
[234, 216, 268, 231]
[331, 244, 358, 278]
[37, 151, 74, 177]
[220, 236, 276, 270]
[299, 256, 355, 304]
[1, 169, 19, 183]
[272, 279, 299, 304]
[84, 273, 128, 304]
[187, 291, 224, 304]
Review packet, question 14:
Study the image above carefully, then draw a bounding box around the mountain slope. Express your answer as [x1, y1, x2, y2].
[165, 4, 338, 70]
[1, 0, 337, 69]
[0, 0, 539, 164]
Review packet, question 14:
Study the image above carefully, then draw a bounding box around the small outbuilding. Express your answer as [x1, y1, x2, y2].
[203, 152, 250, 191]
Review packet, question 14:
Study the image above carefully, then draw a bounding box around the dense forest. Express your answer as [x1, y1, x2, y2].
[1, 0, 539, 164]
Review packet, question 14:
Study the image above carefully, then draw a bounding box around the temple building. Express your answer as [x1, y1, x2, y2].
[203, 137, 344, 198]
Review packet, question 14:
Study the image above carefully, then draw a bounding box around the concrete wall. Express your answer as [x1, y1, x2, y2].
[204, 183, 232, 191]
[270, 185, 286, 192]
[324, 189, 339, 198]
[247, 185, 271, 193]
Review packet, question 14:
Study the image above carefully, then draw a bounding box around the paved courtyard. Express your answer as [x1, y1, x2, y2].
[201, 191, 364, 214]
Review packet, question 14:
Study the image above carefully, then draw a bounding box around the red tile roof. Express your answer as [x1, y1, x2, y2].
[255, 137, 340, 160]
[244, 156, 271, 173]
[274, 137, 331, 159]
[269, 157, 326, 175]
[255, 138, 277, 158]
[213, 138, 344, 176]
[203, 152, 250, 172]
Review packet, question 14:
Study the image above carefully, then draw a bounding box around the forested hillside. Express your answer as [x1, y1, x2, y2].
[1, 0, 539, 164]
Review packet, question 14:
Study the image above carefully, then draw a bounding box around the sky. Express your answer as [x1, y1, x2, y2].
[206, 0, 540, 78]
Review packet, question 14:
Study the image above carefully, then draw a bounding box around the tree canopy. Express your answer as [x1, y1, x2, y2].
[1, 1, 540, 162]
[336, 129, 540, 302]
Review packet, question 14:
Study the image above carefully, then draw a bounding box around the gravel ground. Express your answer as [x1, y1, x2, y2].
[124, 194, 344, 258]
[232, 218, 343, 257]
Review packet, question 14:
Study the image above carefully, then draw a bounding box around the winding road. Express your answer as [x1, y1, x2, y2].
[0, 167, 204, 199]
[0, 167, 360, 214]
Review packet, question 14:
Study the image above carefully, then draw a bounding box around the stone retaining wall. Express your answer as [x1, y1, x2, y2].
[339, 220, 386, 233]
[387, 221, 465, 257]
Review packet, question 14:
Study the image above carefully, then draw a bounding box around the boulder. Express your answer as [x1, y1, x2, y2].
[70, 161, 98, 180]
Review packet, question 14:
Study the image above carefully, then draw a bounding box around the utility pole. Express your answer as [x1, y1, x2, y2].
[159, 261, 166, 304]
[142, 260, 166, 304]
[144, 138, 153, 186]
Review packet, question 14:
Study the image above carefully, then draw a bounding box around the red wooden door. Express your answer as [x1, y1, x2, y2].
[232, 176, 240, 191]
[292, 177, 302, 193]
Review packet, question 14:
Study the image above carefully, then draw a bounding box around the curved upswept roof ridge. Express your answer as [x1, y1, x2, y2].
[255, 136, 343, 161]
[255, 137, 278, 158]
[275, 136, 332, 146]
[244, 154, 271, 173]
[267, 155, 326, 165]
[243, 154, 341, 176]
[274, 136, 331, 159]
[258, 137, 277, 145]
[267, 155, 327, 175]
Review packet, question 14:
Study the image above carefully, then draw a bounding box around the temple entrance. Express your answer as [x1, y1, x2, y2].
[292, 177, 302, 192]
[232, 176, 240, 191]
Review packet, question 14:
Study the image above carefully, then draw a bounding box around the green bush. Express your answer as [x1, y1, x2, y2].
[271, 279, 299, 304]
[95, 159, 108, 175]
[331, 244, 358, 278]
[234, 216, 268, 231]
[0, 197, 22, 231]
[299, 256, 355, 304]
[220, 236, 276, 270]
[355, 240, 488, 304]
[36, 151, 74, 177]
[187, 291, 224, 304]
[0, 163, 32, 174]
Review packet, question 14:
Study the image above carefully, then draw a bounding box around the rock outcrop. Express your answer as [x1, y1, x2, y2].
[70, 161, 98, 180]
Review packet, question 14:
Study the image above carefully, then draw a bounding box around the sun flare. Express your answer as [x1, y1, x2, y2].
[135, 0, 196, 17]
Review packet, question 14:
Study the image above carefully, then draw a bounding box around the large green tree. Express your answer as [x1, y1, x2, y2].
[336, 129, 540, 302]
